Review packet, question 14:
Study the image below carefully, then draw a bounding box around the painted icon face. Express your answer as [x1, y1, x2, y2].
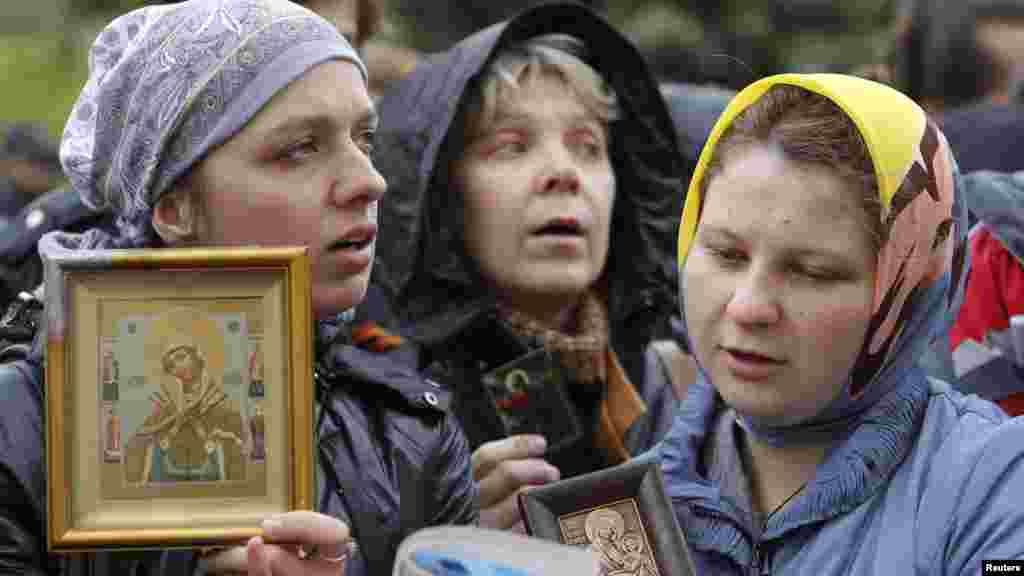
[166, 346, 201, 385]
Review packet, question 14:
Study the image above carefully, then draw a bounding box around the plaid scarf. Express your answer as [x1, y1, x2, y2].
[497, 291, 609, 386]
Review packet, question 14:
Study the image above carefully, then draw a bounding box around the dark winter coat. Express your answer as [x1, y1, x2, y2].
[939, 103, 1024, 175]
[0, 186, 116, 307]
[0, 316, 477, 575]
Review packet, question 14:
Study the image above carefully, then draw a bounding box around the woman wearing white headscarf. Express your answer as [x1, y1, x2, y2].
[0, 1, 476, 574]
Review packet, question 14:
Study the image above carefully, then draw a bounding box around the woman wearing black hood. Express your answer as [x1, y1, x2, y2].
[370, 3, 690, 530]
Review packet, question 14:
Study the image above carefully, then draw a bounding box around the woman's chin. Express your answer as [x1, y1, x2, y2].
[727, 398, 820, 432]
[312, 279, 369, 320]
[714, 382, 792, 425]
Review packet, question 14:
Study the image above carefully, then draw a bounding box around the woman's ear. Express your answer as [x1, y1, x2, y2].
[152, 186, 199, 245]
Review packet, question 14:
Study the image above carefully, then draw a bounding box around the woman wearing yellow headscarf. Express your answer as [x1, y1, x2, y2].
[658, 74, 1024, 574]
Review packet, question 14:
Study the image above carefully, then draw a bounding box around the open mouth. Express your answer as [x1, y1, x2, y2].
[533, 217, 584, 237]
[329, 238, 373, 251]
[328, 225, 376, 252]
[724, 348, 784, 364]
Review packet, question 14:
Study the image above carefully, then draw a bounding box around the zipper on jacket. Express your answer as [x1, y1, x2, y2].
[750, 480, 804, 575]
[751, 541, 763, 576]
[313, 361, 337, 399]
[750, 515, 779, 575]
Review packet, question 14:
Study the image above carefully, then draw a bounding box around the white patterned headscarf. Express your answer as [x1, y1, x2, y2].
[58, 0, 366, 249]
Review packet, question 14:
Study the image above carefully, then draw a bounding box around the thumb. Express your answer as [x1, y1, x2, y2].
[246, 536, 272, 576]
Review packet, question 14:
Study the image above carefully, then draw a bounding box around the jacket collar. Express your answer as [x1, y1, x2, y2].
[316, 321, 450, 414]
[400, 296, 496, 349]
[660, 368, 930, 556]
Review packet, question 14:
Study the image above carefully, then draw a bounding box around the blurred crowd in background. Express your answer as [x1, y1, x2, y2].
[0, 2, 1022, 573]
[2, 0, 1024, 286]
[2, 0, 1023, 127]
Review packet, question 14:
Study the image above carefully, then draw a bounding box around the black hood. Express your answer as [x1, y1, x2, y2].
[371, 2, 687, 341]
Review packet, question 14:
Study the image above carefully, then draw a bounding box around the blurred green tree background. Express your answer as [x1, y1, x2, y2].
[388, 0, 898, 88]
[1, 0, 898, 139]
[0, 0, 154, 138]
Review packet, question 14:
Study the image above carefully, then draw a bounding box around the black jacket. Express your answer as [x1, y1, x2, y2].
[939, 103, 1024, 174]
[0, 316, 477, 575]
[0, 186, 116, 306]
[659, 81, 732, 172]
[369, 4, 689, 474]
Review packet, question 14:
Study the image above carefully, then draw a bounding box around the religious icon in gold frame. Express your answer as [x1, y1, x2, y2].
[43, 246, 313, 552]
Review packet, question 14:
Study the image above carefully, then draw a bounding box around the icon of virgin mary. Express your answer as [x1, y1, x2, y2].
[123, 334, 246, 484]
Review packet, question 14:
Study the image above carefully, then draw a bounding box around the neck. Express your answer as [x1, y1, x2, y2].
[741, 429, 828, 520]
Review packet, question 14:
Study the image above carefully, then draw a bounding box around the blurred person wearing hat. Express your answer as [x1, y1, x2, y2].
[0, 123, 63, 219]
[290, 0, 420, 98]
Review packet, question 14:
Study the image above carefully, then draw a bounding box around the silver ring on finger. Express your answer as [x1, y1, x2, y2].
[298, 540, 358, 564]
[323, 540, 359, 564]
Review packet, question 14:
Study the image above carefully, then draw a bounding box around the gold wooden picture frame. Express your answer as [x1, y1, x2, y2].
[43, 246, 313, 552]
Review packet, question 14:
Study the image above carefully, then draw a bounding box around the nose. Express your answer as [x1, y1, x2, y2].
[329, 146, 387, 209]
[725, 266, 782, 326]
[540, 143, 581, 195]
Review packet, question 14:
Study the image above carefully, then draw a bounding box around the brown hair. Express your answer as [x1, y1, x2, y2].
[461, 35, 619, 141]
[354, 0, 383, 48]
[701, 84, 884, 249]
[293, 0, 383, 48]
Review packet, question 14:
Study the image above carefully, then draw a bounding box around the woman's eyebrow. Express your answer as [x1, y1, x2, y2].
[567, 113, 606, 131]
[259, 115, 325, 140]
[488, 110, 532, 128]
[466, 114, 528, 144]
[787, 246, 856, 264]
[259, 106, 379, 139]
[700, 225, 852, 260]
[698, 225, 742, 243]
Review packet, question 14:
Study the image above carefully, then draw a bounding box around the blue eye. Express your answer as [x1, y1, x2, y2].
[280, 137, 319, 162]
[494, 140, 527, 155]
[568, 129, 606, 162]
